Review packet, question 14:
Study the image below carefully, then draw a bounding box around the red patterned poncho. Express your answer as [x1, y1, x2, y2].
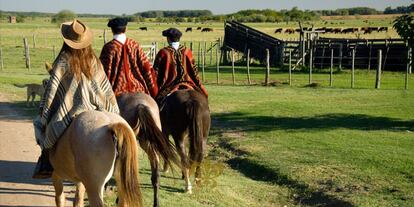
[100, 38, 158, 97]
[154, 46, 208, 100]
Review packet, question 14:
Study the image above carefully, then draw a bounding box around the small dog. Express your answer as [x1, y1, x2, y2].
[14, 79, 49, 107]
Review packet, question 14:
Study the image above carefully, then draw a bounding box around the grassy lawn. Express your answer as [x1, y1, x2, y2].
[101, 84, 414, 207]
[1, 73, 413, 206]
[1, 16, 413, 207]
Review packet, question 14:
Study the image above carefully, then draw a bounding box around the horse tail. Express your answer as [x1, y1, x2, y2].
[108, 122, 143, 207]
[188, 100, 204, 167]
[135, 104, 179, 169]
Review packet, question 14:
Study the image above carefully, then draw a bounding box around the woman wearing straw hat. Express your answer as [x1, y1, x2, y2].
[32, 19, 119, 179]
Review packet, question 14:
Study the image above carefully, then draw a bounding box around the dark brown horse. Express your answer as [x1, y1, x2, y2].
[159, 89, 210, 193]
[116, 93, 178, 207]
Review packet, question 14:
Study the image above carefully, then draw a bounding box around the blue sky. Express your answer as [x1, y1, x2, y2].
[0, 0, 412, 15]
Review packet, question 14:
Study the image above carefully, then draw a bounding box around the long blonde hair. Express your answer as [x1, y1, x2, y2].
[57, 43, 97, 80]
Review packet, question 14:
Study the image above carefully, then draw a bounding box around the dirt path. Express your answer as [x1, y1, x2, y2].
[0, 93, 74, 207]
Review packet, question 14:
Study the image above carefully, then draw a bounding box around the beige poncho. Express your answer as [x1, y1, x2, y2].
[34, 52, 119, 149]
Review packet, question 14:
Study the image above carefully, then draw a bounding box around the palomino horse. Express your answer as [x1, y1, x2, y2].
[160, 89, 210, 194]
[49, 110, 142, 207]
[116, 93, 178, 207]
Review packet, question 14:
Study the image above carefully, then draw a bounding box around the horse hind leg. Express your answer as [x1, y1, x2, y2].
[74, 182, 86, 207]
[173, 133, 192, 194]
[83, 182, 105, 207]
[149, 151, 161, 207]
[52, 173, 65, 207]
[139, 139, 161, 207]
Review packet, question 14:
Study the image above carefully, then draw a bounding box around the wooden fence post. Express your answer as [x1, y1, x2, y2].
[216, 45, 220, 84]
[210, 42, 213, 65]
[265, 49, 270, 86]
[103, 29, 107, 44]
[190, 41, 193, 52]
[198, 42, 201, 67]
[409, 47, 412, 74]
[406, 47, 412, 90]
[338, 43, 343, 71]
[289, 50, 292, 86]
[23, 37, 31, 70]
[0, 48, 4, 70]
[231, 49, 235, 85]
[351, 49, 355, 88]
[368, 43, 372, 71]
[32, 34, 36, 49]
[330, 49, 333, 87]
[309, 47, 313, 84]
[203, 41, 207, 66]
[53, 45, 56, 60]
[247, 48, 251, 85]
[375, 50, 382, 89]
[201, 48, 205, 82]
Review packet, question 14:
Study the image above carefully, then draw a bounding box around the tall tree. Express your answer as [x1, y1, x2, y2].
[52, 10, 77, 25]
[393, 14, 414, 64]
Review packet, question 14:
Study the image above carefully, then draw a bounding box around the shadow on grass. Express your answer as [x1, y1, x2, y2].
[212, 112, 414, 133]
[227, 157, 353, 207]
[209, 111, 414, 206]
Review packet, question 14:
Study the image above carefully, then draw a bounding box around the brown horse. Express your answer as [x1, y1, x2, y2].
[116, 93, 178, 207]
[160, 89, 210, 194]
[49, 110, 142, 207]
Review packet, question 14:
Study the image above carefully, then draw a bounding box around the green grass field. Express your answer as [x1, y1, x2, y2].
[0, 16, 413, 207]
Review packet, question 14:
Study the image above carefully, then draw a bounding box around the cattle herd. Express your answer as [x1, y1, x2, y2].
[185, 27, 214, 32]
[137, 26, 214, 32]
[274, 26, 389, 34]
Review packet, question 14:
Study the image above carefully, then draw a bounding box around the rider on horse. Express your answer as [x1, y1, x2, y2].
[100, 17, 158, 98]
[32, 19, 119, 179]
[153, 28, 208, 105]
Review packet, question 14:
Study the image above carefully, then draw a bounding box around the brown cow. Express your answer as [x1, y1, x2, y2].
[333, 28, 342, 34]
[284, 28, 295, 34]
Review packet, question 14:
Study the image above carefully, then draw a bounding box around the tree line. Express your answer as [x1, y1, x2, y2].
[1, 4, 413, 23]
[384, 4, 414, 14]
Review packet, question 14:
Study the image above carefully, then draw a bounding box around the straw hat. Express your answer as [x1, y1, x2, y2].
[60, 19, 93, 49]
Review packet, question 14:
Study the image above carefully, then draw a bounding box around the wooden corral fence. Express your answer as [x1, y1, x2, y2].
[223, 20, 284, 66]
[310, 38, 410, 71]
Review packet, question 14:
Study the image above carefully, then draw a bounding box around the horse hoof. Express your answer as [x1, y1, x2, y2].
[185, 185, 192, 194]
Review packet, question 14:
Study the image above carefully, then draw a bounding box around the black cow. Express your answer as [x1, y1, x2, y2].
[186, 27, 192, 32]
[139, 27, 148, 31]
[378, 27, 388, 32]
[274, 28, 283, 33]
[201, 28, 213, 32]
[342, 28, 358, 34]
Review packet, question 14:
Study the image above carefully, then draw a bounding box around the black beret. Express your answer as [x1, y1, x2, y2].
[107, 17, 128, 28]
[162, 28, 182, 41]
